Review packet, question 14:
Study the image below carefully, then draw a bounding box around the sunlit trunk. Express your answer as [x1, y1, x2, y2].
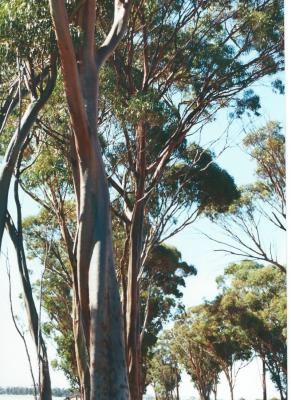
[48, 1, 131, 398]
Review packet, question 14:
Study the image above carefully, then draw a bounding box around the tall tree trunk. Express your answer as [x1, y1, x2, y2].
[48, 179, 89, 399]
[126, 204, 144, 400]
[72, 293, 90, 400]
[4, 132, 56, 400]
[0, 57, 55, 399]
[126, 121, 146, 400]
[48, 1, 131, 398]
[81, 141, 129, 399]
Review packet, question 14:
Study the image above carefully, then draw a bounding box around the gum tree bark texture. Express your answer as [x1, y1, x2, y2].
[48, 1, 131, 399]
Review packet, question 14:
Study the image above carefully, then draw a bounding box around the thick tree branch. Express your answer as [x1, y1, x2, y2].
[48, 0, 91, 159]
[96, 0, 131, 69]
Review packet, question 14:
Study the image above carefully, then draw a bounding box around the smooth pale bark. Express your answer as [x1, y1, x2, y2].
[79, 138, 129, 398]
[0, 65, 56, 251]
[6, 214, 52, 400]
[48, 1, 131, 399]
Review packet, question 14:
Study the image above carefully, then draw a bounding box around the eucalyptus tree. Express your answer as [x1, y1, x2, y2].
[148, 335, 181, 400]
[216, 261, 287, 400]
[47, 1, 132, 398]
[94, 1, 284, 395]
[139, 244, 196, 393]
[5, 157, 54, 400]
[43, 0, 284, 396]
[22, 199, 196, 393]
[0, 0, 56, 249]
[17, 87, 240, 399]
[1, 1, 284, 399]
[207, 121, 286, 272]
[171, 321, 221, 400]
[0, 3, 57, 399]
[23, 205, 78, 389]
[177, 304, 252, 400]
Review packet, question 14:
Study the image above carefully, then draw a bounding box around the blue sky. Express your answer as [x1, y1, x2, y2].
[0, 72, 286, 399]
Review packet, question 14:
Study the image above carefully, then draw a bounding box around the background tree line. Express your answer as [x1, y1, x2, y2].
[149, 261, 286, 400]
[0, 386, 71, 397]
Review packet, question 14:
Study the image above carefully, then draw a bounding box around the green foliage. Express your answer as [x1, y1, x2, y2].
[170, 300, 252, 398]
[243, 121, 285, 195]
[0, 0, 284, 394]
[148, 335, 181, 400]
[233, 90, 261, 117]
[216, 261, 287, 397]
[271, 79, 284, 94]
[158, 144, 240, 214]
[23, 207, 195, 391]
[208, 120, 285, 271]
[144, 244, 197, 296]
[22, 143, 71, 191]
[171, 321, 221, 400]
[23, 207, 78, 388]
[99, 0, 284, 196]
[0, 0, 54, 67]
[144, 142, 240, 246]
[140, 244, 197, 391]
[221, 120, 285, 217]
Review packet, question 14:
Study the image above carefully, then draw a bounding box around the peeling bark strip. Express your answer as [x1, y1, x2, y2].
[48, 1, 131, 399]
